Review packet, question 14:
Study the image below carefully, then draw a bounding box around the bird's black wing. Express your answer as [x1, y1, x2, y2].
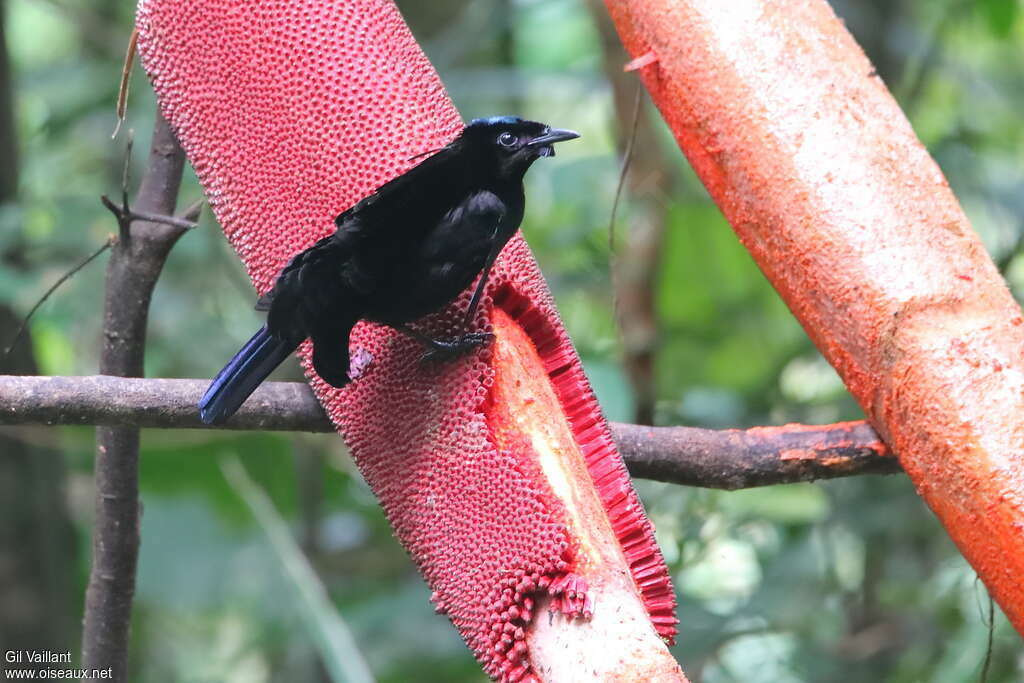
[334, 143, 460, 228]
[403, 189, 508, 320]
[260, 231, 368, 338]
[421, 189, 507, 264]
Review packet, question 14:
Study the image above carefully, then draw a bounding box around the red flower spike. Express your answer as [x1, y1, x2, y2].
[136, 0, 682, 678]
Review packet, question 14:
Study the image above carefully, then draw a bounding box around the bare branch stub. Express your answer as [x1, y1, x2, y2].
[2, 238, 114, 358]
[82, 110, 194, 682]
[101, 194, 200, 233]
[0, 375, 902, 490]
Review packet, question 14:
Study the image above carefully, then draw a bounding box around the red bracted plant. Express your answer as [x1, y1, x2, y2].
[136, 0, 682, 680]
[604, 0, 1024, 635]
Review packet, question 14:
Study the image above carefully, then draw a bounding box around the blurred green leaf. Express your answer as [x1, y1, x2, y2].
[221, 457, 375, 683]
[978, 0, 1018, 38]
[580, 357, 635, 422]
[717, 484, 831, 525]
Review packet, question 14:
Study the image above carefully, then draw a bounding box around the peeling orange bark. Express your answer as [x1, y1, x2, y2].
[604, 0, 1024, 633]
[135, 0, 680, 679]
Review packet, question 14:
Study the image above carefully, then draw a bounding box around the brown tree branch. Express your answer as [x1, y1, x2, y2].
[616, 420, 899, 489]
[0, 376, 327, 432]
[82, 111, 191, 681]
[0, 375, 901, 490]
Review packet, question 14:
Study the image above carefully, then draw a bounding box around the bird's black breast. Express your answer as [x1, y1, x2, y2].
[364, 188, 512, 325]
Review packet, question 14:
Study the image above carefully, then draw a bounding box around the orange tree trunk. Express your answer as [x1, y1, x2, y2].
[136, 1, 683, 680]
[604, 0, 1024, 634]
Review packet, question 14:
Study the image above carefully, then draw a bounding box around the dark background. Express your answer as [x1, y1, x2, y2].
[1, 0, 1022, 680]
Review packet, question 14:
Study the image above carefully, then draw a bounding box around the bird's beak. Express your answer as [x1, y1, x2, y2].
[527, 128, 580, 147]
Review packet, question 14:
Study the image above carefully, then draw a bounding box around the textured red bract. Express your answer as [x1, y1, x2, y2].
[136, 1, 676, 677]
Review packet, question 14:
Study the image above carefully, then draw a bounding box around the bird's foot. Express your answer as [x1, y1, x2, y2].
[420, 332, 494, 364]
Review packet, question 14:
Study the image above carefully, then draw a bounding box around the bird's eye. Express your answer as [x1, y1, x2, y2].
[497, 132, 517, 147]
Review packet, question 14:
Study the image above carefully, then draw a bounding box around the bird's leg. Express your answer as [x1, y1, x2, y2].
[419, 246, 502, 361]
[390, 245, 503, 363]
[420, 331, 493, 362]
[461, 245, 500, 331]
[391, 323, 492, 363]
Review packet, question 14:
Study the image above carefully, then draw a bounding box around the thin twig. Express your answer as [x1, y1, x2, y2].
[121, 131, 132, 202]
[100, 196, 200, 232]
[3, 238, 114, 358]
[607, 83, 642, 256]
[111, 131, 134, 241]
[979, 594, 994, 683]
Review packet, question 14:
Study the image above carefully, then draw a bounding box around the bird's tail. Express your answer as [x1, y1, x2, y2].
[199, 326, 295, 425]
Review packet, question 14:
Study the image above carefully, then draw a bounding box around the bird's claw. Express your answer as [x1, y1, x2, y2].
[420, 332, 494, 364]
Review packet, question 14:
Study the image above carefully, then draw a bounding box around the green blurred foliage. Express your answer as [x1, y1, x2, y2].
[2, 0, 1023, 680]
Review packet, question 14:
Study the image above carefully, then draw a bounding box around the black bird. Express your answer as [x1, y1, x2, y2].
[199, 116, 579, 424]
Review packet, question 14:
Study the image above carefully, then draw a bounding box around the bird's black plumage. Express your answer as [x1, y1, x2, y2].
[199, 116, 579, 424]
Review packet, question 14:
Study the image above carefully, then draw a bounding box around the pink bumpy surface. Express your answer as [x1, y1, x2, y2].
[136, 1, 676, 678]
